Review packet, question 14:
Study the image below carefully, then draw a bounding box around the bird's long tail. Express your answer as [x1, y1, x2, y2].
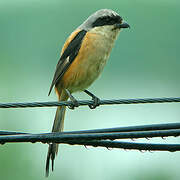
[46, 89, 68, 177]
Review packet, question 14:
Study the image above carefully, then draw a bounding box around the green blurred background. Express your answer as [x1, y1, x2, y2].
[0, 0, 180, 179]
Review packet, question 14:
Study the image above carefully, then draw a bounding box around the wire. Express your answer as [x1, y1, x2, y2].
[0, 97, 180, 108]
[65, 140, 180, 152]
[0, 131, 180, 152]
[0, 129, 180, 143]
[0, 131, 28, 136]
[1, 98, 180, 152]
[1, 122, 180, 135]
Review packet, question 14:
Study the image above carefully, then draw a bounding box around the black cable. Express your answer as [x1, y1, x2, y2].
[0, 132, 180, 152]
[1, 122, 180, 135]
[65, 140, 180, 152]
[0, 97, 180, 108]
[0, 129, 179, 144]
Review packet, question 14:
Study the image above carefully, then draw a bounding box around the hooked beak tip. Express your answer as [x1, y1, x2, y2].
[115, 22, 130, 29]
[120, 22, 130, 29]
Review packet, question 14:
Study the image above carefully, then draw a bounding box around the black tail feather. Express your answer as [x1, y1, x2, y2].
[45, 144, 56, 177]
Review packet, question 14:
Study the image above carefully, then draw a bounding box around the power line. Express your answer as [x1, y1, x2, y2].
[67, 140, 180, 152]
[1, 122, 180, 135]
[0, 130, 180, 152]
[0, 97, 180, 108]
[1, 98, 180, 152]
[0, 129, 180, 143]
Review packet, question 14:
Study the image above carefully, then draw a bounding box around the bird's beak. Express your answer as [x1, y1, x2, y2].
[114, 22, 130, 29]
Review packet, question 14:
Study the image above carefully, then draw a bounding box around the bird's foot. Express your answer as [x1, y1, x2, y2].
[84, 90, 100, 109]
[65, 89, 79, 110]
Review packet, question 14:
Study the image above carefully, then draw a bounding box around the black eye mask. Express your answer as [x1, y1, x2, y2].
[92, 15, 122, 27]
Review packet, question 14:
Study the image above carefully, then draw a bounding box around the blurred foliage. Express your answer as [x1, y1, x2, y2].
[0, 0, 180, 180]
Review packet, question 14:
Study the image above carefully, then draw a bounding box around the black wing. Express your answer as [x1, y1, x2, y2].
[48, 30, 87, 95]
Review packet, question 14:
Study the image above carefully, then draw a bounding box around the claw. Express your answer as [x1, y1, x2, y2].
[84, 90, 100, 109]
[89, 96, 100, 109]
[68, 99, 79, 110]
[65, 89, 79, 110]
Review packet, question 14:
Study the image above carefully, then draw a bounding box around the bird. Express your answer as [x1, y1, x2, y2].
[46, 9, 130, 176]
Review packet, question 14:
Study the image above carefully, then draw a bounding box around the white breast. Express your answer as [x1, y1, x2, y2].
[88, 25, 120, 74]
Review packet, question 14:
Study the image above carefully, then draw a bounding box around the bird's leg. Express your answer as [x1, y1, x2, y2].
[65, 89, 79, 110]
[84, 90, 100, 109]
